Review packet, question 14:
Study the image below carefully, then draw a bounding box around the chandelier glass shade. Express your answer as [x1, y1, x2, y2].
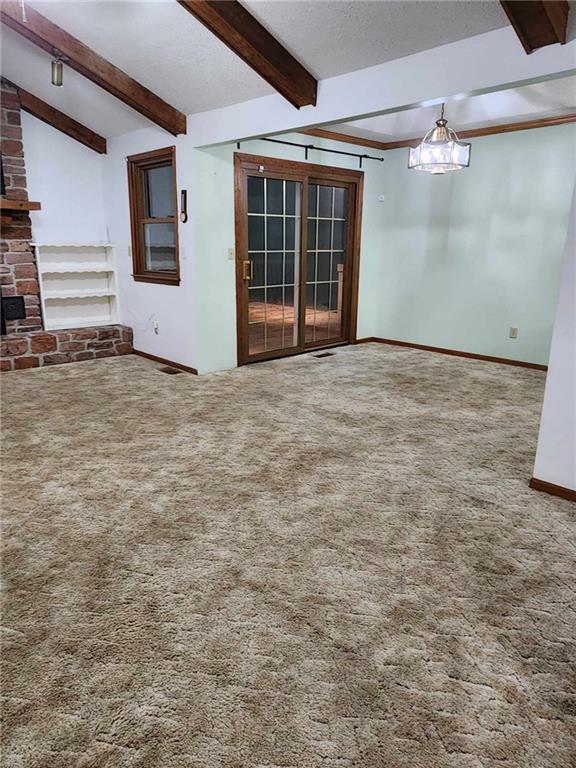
[408, 105, 471, 175]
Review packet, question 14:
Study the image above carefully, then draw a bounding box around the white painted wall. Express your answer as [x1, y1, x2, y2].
[533, 182, 576, 491]
[22, 112, 107, 244]
[102, 126, 198, 368]
[102, 128, 386, 374]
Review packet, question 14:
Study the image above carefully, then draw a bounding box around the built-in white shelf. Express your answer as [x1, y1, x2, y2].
[41, 266, 114, 274]
[47, 318, 117, 331]
[35, 244, 119, 331]
[44, 289, 116, 300]
[32, 242, 113, 247]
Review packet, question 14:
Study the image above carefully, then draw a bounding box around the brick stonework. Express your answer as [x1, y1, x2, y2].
[1, 78, 42, 333]
[0, 325, 133, 372]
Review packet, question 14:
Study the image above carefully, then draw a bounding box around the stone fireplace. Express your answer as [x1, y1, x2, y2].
[1, 78, 42, 334]
[0, 78, 133, 371]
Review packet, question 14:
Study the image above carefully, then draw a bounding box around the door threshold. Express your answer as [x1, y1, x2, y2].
[244, 341, 350, 366]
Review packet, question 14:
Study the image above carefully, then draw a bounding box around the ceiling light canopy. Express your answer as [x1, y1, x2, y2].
[408, 105, 471, 175]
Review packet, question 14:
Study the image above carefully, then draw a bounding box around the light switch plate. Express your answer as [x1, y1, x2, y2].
[509, 327, 518, 339]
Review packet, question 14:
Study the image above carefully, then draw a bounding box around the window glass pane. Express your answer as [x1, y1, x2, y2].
[284, 252, 295, 285]
[248, 176, 264, 214]
[331, 252, 344, 281]
[329, 281, 340, 311]
[284, 285, 296, 328]
[266, 253, 283, 286]
[249, 287, 265, 310]
[317, 253, 331, 282]
[266, 179, 283, 215]
[266, 285, 283, 306]
[267, 217, 283, 250]
[318, 186, 333, 218]
[307, 218, 316, 249]
[306, 283, 315, 308]
[248, 288, 265, 354]
[333, 187, 348, 219]
[143, 223, 176, 272]
[285, 182, 297, 215]
[265, 286, 284, 351]
[316, 282, 330, 310]
[306, 252, 316, 282]
[308, 184, 318, 217]
[314, 281, 331, 341]
[318, 220, 331, 250]
[248, 216, 265, 250]
[285, 218, 296, 250]
[250, 252, 265, 287]
[305, 283, 315, 343]
[333, 220, 346, 250]
[145, 164, 174, 218]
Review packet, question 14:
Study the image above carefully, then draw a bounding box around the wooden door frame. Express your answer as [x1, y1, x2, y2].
[234, 152, 364, 366]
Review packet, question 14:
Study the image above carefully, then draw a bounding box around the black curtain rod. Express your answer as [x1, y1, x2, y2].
[235, 137, 384, 168]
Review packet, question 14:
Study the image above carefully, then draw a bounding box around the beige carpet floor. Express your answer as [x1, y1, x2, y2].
[1, 344, 575, 768]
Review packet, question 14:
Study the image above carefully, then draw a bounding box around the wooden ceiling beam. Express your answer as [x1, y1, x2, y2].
[16, 85, 107, 154]
[500, 1, 569, 54]
[1, 2, 187, 135]
[177, 0, 317, 108]
[300, 113, 576, 151]
[300, 127, 389, 150]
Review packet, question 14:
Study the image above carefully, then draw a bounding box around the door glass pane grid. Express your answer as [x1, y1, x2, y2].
[306, 185, 347, 344]
[247, 177, 301, 355]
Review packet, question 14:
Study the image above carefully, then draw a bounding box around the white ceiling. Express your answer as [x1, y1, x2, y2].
[1, 25, 152, 137]
[328, 76, 576, 142]
[245, 0, 508, 79]
[0, 0, 510, 137]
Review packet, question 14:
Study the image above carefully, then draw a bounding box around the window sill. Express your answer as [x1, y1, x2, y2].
[132, 273, 180, 286]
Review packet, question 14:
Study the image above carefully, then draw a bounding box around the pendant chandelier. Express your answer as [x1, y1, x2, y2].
[408, 104, 471, 175]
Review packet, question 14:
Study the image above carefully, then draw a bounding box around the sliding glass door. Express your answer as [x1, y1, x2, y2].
[305, 182, 349, 346]
[235, 154, 362, 365]
[246, 175, 302, 357]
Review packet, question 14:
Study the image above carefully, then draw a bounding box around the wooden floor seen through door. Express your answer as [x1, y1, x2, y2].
[234, 153, 363, 365]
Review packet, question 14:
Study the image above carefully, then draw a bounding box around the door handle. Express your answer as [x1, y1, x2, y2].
[242, 260, 252, 281]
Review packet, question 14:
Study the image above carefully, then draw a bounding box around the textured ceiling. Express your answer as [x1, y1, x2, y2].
[24, 0, 273, 114]
[1, 0, 509, 137]
[1, 25, 151, 138]
[245, 0, 508, 79]
[330, 76, 576, 142]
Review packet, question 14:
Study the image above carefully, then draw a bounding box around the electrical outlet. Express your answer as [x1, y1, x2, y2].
[509, 327, 518, 339]
[227, 247, 235, 261]
[153, 320, 159, 335]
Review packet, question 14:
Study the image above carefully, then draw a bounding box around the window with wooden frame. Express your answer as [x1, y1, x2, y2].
[127, 146, 180, 285]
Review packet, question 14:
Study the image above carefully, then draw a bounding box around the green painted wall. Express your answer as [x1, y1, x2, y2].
[376, 123, 576, 364]
[191, 133, 386, 374]
[190, 124, 575, 373]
